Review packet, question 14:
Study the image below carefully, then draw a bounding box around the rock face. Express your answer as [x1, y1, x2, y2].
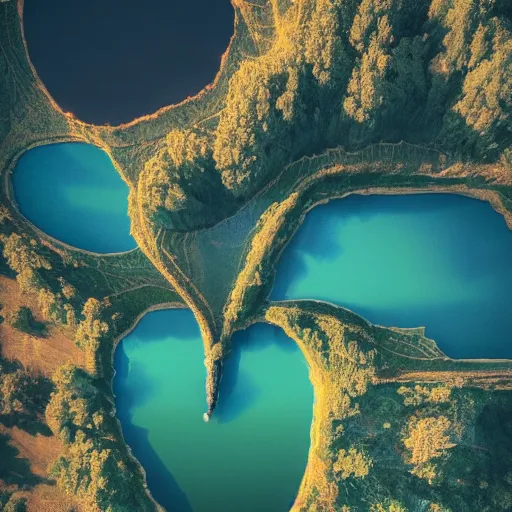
[205, 358, 223, 419]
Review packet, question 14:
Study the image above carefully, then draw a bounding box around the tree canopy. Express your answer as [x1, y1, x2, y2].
[137, 0, 511, 228]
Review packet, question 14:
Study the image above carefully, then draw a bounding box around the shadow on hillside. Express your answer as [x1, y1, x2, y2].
[0, 433, 47, 488]
[216, 323, 299, 424]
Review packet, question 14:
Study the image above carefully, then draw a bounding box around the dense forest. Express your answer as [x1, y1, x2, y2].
[141, 0, 511, 230]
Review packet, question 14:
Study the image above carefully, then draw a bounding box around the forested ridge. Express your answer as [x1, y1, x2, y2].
[140, 0, 511, 230]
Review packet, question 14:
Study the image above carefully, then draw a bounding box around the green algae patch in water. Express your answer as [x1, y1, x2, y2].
[114, 309, 313, 512]
[12, 143, 136, 253]
[273, 194, 512, 359]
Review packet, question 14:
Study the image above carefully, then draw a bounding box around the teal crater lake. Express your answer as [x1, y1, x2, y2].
[12, 143, 136, 253]
[114, 309, 313, 512]
[272, 194, 512, 360]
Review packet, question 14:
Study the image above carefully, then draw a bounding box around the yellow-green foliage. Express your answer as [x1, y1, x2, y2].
[2, 233, 50, 273]
[2, 233, 51, 293]
[266, 305, 378, 509]
[139, 128, 213, 225]
[452, 22, 511, 136]
[214, 47, 295, 196]
[397, 385, 452, 406]
[428, 504, 452, 512]
[75, 299, 109, 376]
[164, 129, 211, 170]
[2, 495, 27, 512]
[0, 205, 11, 224]
[266, 306, 375, 419]
[0, 370, 29, 416]
[223, 193, 299, 334]
[304, 0, 346, 86]
[312, 314, 375, 419]
[1, 235, 76, 327]
[344, 12, 393, 123]
[58, 278, 76, 300]
[132, 0, 510, 229]
[214, 0, 348, 197]
[411, 462, 438, 484]
[140, 130, 208, 212]
[333, 447, 372, 479]
[440, 0, 482, 72]
[140, 155, 188, 213]
[37, 287, 65, 324]
[1, 233, 75, 327]
[46, 364, 97, 440]
[370, 500, 407, 512]
[46, 364, 155, 512]
[403, 415, 456, 482]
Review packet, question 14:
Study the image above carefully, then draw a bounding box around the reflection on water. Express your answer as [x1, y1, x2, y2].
[114, 310, 312, 512]
[273, 194, 512, 359]
[12, 143, 136, 253]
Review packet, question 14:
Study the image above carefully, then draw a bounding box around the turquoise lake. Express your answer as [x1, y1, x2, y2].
[13, 143, 512, 511]
[12, 143, 136, 253]
[272, 194, 512, 359]
[113, 309, 313, 512]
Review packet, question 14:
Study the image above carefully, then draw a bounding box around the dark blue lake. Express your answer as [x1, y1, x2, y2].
[23, 0, 234, 124]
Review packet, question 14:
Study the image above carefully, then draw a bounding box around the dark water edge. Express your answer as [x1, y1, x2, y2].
[23, 0, 234, 125]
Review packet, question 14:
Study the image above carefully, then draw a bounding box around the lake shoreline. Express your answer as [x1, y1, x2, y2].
[113, 310, 313, 512]
[269, 190, 512, 360]
[10, 142, 137, 254]
[108, 302, 186, 512]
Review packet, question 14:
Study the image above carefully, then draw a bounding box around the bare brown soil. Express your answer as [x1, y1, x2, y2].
[0, 276, 84, 511]
[0, 276, 85, 376]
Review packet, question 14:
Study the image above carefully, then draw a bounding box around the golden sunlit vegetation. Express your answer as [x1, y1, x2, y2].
[333, 447, 372, 479]
[0, 219, 179, 509]
[403, 415, 456, 481]
[1, 0, 512, 510]
[223, 192, 300, 337]
[266, 301, 512, 511]
[397, 384, 452, 406]
[46, 364, 157, 511]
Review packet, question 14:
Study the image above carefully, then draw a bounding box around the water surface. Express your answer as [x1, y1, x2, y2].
[23, 0, 234, 124]
[272, 194, 512, 359]
[114, 309, 313, 512]
[12, 143, 136, 253]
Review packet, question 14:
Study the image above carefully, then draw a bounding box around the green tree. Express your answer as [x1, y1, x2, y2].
[7, 306, 46, 336]
[75, 299, 109, 376]
[2, 234, 51, 293]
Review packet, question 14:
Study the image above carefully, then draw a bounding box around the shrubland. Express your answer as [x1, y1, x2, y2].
[46, 364, 157, 512]
[266, 301, 512, 511]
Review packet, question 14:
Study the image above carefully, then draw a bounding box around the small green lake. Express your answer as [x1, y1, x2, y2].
[114, 309, 313, 512]
[272, 194, 512, 359]
[12, 143, 135, 253]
